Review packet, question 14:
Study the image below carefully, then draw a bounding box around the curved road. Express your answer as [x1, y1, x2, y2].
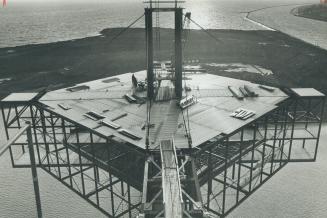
[247, 4, 327, 50]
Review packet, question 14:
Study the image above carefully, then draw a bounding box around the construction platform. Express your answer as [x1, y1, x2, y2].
[1, 69, 325, 217]
[1, 1, 325, 217]
[9, 70, 288, 150]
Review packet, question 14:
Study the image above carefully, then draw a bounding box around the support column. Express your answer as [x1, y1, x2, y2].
[314, 97, 325, 160]
[26, 122, 42, 218]
[175, 8, 183, 99]
[145, 9, 154, 100]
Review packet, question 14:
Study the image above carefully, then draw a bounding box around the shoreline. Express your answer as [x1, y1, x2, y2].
[291, 4, 327, 22]
[243, 15, 276, 31]
[246, 3, 327, 51]
[0, 27, 327, 99]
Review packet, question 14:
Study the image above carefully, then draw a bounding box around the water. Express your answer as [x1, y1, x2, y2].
[1, 0, 327, 217]
[0, 0, 318, 48]
[230, 125, 327, 218]
[1, 116, 327, 218]
[0, 115, 106, 218]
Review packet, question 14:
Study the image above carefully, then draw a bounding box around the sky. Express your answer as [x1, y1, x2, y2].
[7, 0, 141, 2]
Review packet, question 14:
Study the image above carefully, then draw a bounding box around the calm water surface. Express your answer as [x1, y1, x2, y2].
[0, 0, 327, 217]
[0, 0, 318, 48]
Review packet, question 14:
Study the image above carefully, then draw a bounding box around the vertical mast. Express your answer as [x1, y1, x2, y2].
[174, 8, 183, 99]
[145, 8, 154, 100]
[145, 1, 183, 100]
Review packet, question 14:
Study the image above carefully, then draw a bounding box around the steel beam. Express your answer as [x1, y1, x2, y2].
[145, 9, 154, 100]
[174, 8, 183, 99]
[27, 122, 42, 218]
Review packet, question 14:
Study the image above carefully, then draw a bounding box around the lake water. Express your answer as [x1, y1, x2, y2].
[1, 116, 327, 218]
[0, 0, 327, 217]
[0, 0, 320, 48]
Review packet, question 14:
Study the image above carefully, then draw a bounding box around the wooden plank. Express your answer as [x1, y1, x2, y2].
[160, 140, 183, 218]
[142, 160, 149, 205]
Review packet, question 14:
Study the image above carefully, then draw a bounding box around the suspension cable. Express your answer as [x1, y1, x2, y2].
[107, 14, 145, 45]
[185, 15, 223, 44]
[181, 13, 193, 148]
[176, 13, 193, 148]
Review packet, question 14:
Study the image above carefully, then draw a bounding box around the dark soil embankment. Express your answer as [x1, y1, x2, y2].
[292, 4, 327, 22]
[0, 28, 327, 98]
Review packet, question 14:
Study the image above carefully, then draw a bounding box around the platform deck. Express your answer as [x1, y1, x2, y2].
[2, 70, 289, 150]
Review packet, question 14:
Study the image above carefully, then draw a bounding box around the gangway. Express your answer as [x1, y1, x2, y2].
[160, 139, 183, 218]
[0, 0, 325, 217]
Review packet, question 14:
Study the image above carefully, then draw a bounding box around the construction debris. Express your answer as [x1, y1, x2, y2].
[179, 95, 196, 109]
[228, 86, 244, 100]
[259, 85, 275, 92]
[244, 85, 258, 97]
[230, 108, 256, 120]
[124, 93, 137, 103]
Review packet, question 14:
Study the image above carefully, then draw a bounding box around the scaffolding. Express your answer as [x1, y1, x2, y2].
[0, 87, 324, 218]
[0, 1, 326, 217]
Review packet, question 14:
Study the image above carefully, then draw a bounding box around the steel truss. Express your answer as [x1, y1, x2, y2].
[191, 95, 325, 217]
[0, 94, 325, 218]
[1, 102, 145, 218]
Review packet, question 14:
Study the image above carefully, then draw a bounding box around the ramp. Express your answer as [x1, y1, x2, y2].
[160, 139, 183, 218]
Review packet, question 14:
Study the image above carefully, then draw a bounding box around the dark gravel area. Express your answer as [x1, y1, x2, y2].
[0, 28, 327, 98]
